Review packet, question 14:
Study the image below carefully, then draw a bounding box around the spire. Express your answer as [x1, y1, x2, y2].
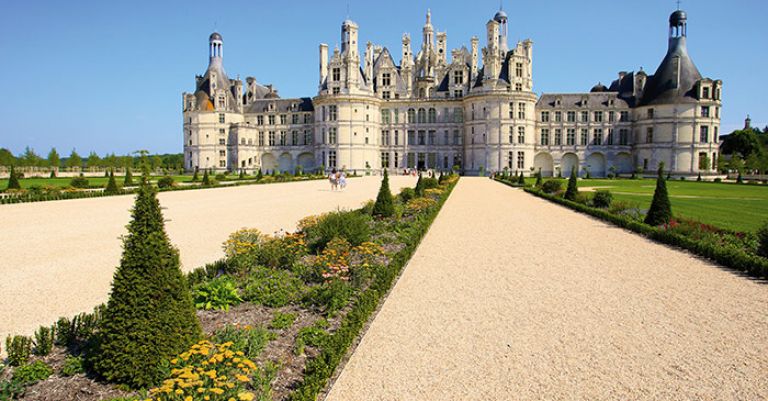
[426, 9, 431, 26]
[208, 32, 223, 68]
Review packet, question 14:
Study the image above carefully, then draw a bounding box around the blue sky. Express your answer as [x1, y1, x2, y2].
[1, 0, 766, 156]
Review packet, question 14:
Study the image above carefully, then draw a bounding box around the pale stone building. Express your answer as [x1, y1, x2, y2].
[183, 8, 721, 177]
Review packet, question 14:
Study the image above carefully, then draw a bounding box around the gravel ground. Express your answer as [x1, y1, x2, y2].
[0, 176, 416, 346]
[326, 178, 768, 401]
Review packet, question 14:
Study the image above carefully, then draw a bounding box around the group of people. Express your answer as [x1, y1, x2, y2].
[328, 169, 348, 191]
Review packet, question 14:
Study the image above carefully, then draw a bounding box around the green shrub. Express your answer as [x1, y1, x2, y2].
[714, 177, 722, 183]
[414, 173, 424, 196]
[294, 320, 330, 356]
[372, 170, 395, 218]
[93, 178, 201, 388]
[564, 167, 578, 201]
[0, 379, 25, 400]
[33, 326, 54, 356]
[212, 324, 273, 359]
[12, 360, 53, 386]
[573, 192, 590, 205]
[215, 173, 227, 181]
[124, 169, 134, 186]
[592, 190, 613, 208]
[5, 336, 32, 366]
[105, 170, 119, 194]
[201, 169, 211, 186]
[644, 163, 672, 226]
[757, 221, 768, 257]
[517, 172, 525, 185]
[242, 267, 305, 307]
[6, 166, 21, 190]
[302, 279, 353, 315]
[54, 317, 75, 347]
[269, 312, 297, 330]
[304, 210, 371, 251]
[541, 180, 563, 194]
[399, 187, 416, 203]
[534, 171, 542, 187]
[156, 175, 175, 188]
[69, 176, 89, 188]
[422, 177, 439, 191]
[193, 276, 242, 311]
[60, 355, 85, 376]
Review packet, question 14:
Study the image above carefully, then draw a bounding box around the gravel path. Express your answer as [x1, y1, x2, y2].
[327, 177, 768, 401]
[0, 176, 416, 344]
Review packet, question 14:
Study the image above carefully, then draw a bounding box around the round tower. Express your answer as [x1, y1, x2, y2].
[209, 32, 223, 67]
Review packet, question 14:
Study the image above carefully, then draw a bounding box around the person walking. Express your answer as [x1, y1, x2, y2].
[339, 171, 347, 190]
[329, 168, 338, 191]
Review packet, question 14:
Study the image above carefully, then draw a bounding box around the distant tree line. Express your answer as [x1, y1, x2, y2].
[0, 147, 183, 171]
[719, 125, 768, 174]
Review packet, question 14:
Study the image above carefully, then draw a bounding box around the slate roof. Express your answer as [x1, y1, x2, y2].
[639, 37, 702, 106]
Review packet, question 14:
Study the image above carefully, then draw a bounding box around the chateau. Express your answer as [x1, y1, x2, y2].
[182, 8, 722, 177]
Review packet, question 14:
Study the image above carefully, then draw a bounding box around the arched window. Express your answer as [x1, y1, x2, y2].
[417, 108, 426, 124]
[407, 108, 416, 123]
[428, 108, 436, 123]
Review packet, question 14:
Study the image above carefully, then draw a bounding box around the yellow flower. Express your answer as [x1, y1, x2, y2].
[185, 397, 193, 401]
[238, 392, 255, 401]
[175, 389, 184, 395]
[210, 388, 225, 395]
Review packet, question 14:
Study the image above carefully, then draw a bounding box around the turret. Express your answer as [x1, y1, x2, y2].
[422, 9, 434, 51]
[470, 36, 479, 80]
[436, 32, 447, 64]
[209, 32, 223, 69]
[494, 9, 509, 53]
[364, 41, 374, 85]
[319, 43, 328, 87]
[341, 19, 359, 59]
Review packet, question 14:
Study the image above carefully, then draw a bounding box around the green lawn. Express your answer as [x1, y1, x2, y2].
[0, 175, 194, 189]
[549, 178, 768, 232]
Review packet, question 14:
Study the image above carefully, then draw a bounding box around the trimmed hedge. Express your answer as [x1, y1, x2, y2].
[289, 178, 459, 401]
[523, 188, 768, 279]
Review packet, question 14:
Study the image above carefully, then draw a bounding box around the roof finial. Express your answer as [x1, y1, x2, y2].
[676, 0, 681, 10]
[346, 2, 350, 19]
[500, 0, 503, 11]
[426, 9, 431, 25]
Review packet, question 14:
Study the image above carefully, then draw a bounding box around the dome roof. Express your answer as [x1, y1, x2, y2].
[494, 10, 508, 22]
[669, 10, 687, 25]
[209, 32, 222, 41]
[342, 19, 357, 27]
[590, 83, 608, 92]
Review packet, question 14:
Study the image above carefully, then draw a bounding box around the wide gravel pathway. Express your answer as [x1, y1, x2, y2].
[327, 177, 768, 401]
[0, 176, 415, 344]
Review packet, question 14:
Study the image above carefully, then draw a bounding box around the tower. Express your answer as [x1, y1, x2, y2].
[341, 19, 359, 58]
[422, 9, 434, 51]
[209, 32, 223, 68]
[494, 9, 508, 54]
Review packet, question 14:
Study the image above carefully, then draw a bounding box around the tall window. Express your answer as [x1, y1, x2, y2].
[304, 130, 312, 145]
[258, 132, 264, 146]
[508, 103, 514, 119]
[407, 130, 416, 145]
[567, 111, 576, 122]
[381, 73, 391, 87]
[647, 108, 654, 119]
[381, 130, 390, 146]
[454, 108, 464, 123]
[268, 115, 275, 125]
[279, 131, 286, 146]
[701, 106, 710, 117]
[702, 87, 710, 98]
[268, 131, 275, 146]
[292, 114, 299, 124]
[418, 130, 426, 145]
[555, 111, 562, 122]
[555, 129, 563, 145]
[407, 108, 416, 123]
[508, 151, 514, 169]
[328, 105, 338, 121]
[382, 109, 391, 124]
[646, 127, 654, 143]
[381, 152, 390, 168]
[328, 150, 337, 168]
[515, 63, 523, 77]
[219, 113, 225, 123]
[508, 127, 514, 144]
[619, 129, 629, 145]
[428, 130, 436, 145]
[580, 111, 589, 123]
[580, 129, 588, 145]
[517, 103, 526, 119]
[332, 68, 340, 81]
[417, 108, 426, 123]
[700, 126, 709, 143]
[257, 115, 264, 125]
[566, 129, 576, 145]
[453, 70, 463, 84]
[292, 131, 298, 145]
[620, 111, 629, 122]
[541, 111, 550, 122]
[517, 127, 526, 144]
[608, 111, 615, 122]
[428, 108, 436, 123]
[328, 128, 337, 144]
[607, 129, 614, 145]
[394, 130, 399, 145]
[593, 129, 602, 145]
[541, 129, 550, 145]
[394, 109, 400, 123]
[517, 151, 525, 169]
[280, 115, 287, 124]
[594, 111, 603, 122]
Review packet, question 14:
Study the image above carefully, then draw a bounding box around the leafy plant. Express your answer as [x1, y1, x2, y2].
[69, 176, 89, 188]
[398, 187, 416, 203]
[60, 355, 85, 376]
[302, 279, 353, 315]
[212, 324, 273, 359]
[12, 360, 53, 386]
[294, 320, 330, 356]
[5, 335, 32, 366]
[304, 210, 372, 251]
[156, 175, 175, 188]
[645, 163, 672, 226]
[372, 170, 395, 217]
[269, 312, 297, 330]
[564, 167, 578, 201]
[193, 276, 243, 311]
[757, 221, 768, 257]
[6, 166, 21, 190]
[242, 267, 305, 307]
[33, 326, 54, 356]
[541, 179, 563, 194]
[592, 190, 613, 208]
[201, 169, 211, 186]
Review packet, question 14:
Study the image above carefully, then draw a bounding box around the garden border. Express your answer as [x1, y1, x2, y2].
[510, 182, 768, 279]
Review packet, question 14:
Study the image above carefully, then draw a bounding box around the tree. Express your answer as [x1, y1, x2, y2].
[517, 171, 525, 185]
[124, 167, 134, 186]
[21, 147, 42, 167]
[728, 154, 744, 173]
[535, 169, 543, 187]
[255, 169, 263, 181]
[414, 172, 424, 196]
[105, 169, 119, 194]
[93, 171, 201, 388]
[745, 153, 760, 173]
[0, 148, 15, 167]
[7, 165, 21, 190]
[720, 129, 764, 158]
[151, 155, 163, 172]
[191, 167, 199, 182]
[47, 148, 60, 169]
[698, 154, 711, 171]
[87, 151, 102, 169]
[372, 170, 395, 218]
[644, 163, 672, 226]
[201, 169, 211, 186]
[564, 167, 578, 201]
[67, 149, 82, 169]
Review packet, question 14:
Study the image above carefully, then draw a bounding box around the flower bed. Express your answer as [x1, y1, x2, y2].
[522, 186, 768, 279]
[1, 174, 459, 401]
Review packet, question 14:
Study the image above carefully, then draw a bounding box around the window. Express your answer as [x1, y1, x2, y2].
[580, 129, 588, 145]
[619, 129, 629, 145]
[268, 115, 275, 125]
[304, 114, 311, 124]
[443, 130, 449, 145]
[382, 109, 391, 124]
[701, 106, 710, 117]
[541, 129, 550, 145]
[453, 90, 463, 98]
[515, 63, 523, 78]
[219, 160, 226, 168]
[258, 132, 264, 146]
[714, 126, 719, 139]
[607, 129, 614, 145]
[332, 68, 340, 81]
[700, 126, 709, 143]
[417, 108, 426, 123]
[219, 113, 225, 123]
[453, 70, 463, 84]
[518, 127, 526, 144]
[453, 130, 461, 145]
[219, 150, 226, 157]
[508, 151, 514, 169]
[219, 128, 225, 134]
[593, 129, 603, 145]
[304, 130, 313, 145]
[515, 83, 522, 91]
[508, 127, 514, 144]
[394, 130, 399, 145]
[381, 130, 390, 146]
[257, 115, 264, 125]
[647, 108, 654, 119]
[407, 108, 416, 123]
[580, 111, 589, 123]
[698, 152, 708, 169]
[394, 152, 399, 168]
[541, 111, 550, 122]
[292, 131, 298, 145]
[508, 103, 514, 119]
[280, 115, 287, 124]
[268, 131, 276, 146]
[643, 159, 649, 170]
[328, 128, 337, 144]
[328, 150, 337, 168]
[219, 138, 226, 145]
[292, 114, 299, 124]
[608, 111, 615, 122]
[702, 87, 710, 99]
[620, 111, 629, 122]
[408, 130, 415, 145]
[332, 87, 340, 95]
[567, 111, 576, 122]
[454, 108, 464, 123]
[428, 108, 436, 123]
[517, 151, 525, 169]
[382, 91, 391, 99]
[646, 127, 654, 143]
[566, 129, 575, 145]
[594, 111, 603, 122]
[329, 105, 337, 121]
[554, 111, 562, 122]
[554, 129, 562, 145]
[382, 73, 391, 87]
[394, 109, 399, 123]
[428, 130, 436, 145]
[279, 131, 286, 146]
[418, 130, 426, 145]
[517, 103, 526, 119]
[381, 152, 390, 168]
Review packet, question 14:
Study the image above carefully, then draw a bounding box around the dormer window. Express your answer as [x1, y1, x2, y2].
[702, 87, 710, 99]
[382, 73, 391, 87]
[453, 70, 463, 85]
[332, 68, 341, 81]
[218, 96, 225, 108]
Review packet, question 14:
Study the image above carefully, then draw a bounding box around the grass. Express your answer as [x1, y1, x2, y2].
[534, 177, 768, 232]
[0, 175, 194, 189]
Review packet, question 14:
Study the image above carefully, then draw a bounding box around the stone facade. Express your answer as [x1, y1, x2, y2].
[183, 8, 721, 177]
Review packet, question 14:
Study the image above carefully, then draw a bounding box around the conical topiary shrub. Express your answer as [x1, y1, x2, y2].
[124, 168, 133, 186]
[201, 169, 211, 186]
[7, 166, 21, 190]
[644, 163, 672, 226]
[256, 169, 263, 180]
[105, 169, 119, 194]
[414, 172, 424, 197]
[535, 169, 543, 187]
[191, 167, 199, 182]
[517, 171, 525, 185]
[372, 170, 395, 217]
[93, 173, 201, 388]
[564, 167, 578, 201]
